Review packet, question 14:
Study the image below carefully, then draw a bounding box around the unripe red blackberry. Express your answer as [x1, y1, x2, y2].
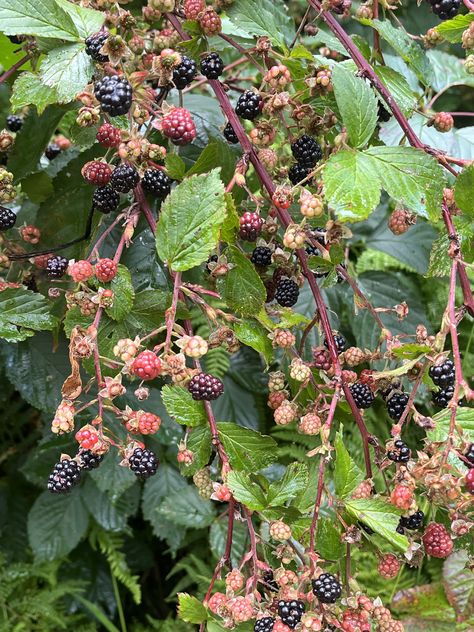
[274, 400, 297, 425]
[110, 163, 140, 193]
[85, 31, 109, 63]
[298, 412, 321, 435]
[465, 468, 474, 494]
[462, 23, 474, 49]
[46, 255, 69, 279]
[92, 186, 120, 214]
[69, 259, 94, 282]
[94, 75, 133, 117]
[269, 520, 292, 541]
[378, 554, 401, 579]
[388, 208, 416, 235]
[422, 522, 453, 558]
[351, 480, 373, 499]
[199, 7, 222, 35]
[161, 107, 197, 145]
[188, 372, 224, 401]
[95, 258, 117, 282]
[96, 122, 121, 147]
[129, 447, 158, 479]
[390, 484, 413, 510]
[343, 346, 367, 367]
[239, 211, 263, 241]
[82, 160, 112, 186]
[235, 90, 263, 120]
[312, 346, 332, 371]
[131, 350, 162, 380]
[432, 112, 454, 133]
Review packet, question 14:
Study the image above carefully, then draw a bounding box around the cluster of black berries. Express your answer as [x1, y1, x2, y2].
[312, 573, 342, 604]
[94, 75, 133, 117]
[275, 278, 299, 307]
[429, 359, 455, 408]
[173, 55, 197, 89]
[396, 510, 424, 534]
[254, 617, 275, 632]
[188, 372, 224, 401]
[387, 439, 411, 463]
[129, 447, 158, 479]
[200, 52, 224, 80]
[427, 0, 461, 20]
[251, 246, 273, 267]
[85, 31, 109, 63]
[235, 90, 262, 120]
[0, 206, 16, 231]
[288, 135, 322, 185]
[277, 600, 305, 628]
[386, 391, 409, 421]
[349, 382, 375, 409]
[48, 452, 105, 493]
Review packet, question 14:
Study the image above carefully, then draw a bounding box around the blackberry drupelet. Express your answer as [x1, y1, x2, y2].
[142, 168, 172, 199]
[129, 447, 158, 479]
[46, 255, 68, 279]
[85, 31, 109, 62]
[275, 278, 299, 307]
[428, 0, 461, 20]
[432, 385, 454, 407]
[288, 163, 312, 185]
[223, 122, 239, 144]
[93, 186, 120, 214]
[94, 75, 133, 117]
[79, 450, 104, 471]
[47, 458, 81, 493]
[291, 134, 322, 168]
[429, 359, 455, 389]
[254, 617, 275, 632]
[235, 90, 262, 120]
[110, 163, 140, 193]
[387, 439, 411, 463]
[277, 600, 305, 629]
[6, 114, 23, 132]
[251, 246, 272, 267]
[350, 382, 375, 409]
[188, 372, 224, 401]
[397, 510, 424, 534]
[324, 333, 346, 354]
[311, 573, 342, 604]
[387, 392, 409, 421]
[172, 55, 197, 89]
[45, 143, 61, 160]
[200, 52, 224, 80]
[0, 206, 16, 231]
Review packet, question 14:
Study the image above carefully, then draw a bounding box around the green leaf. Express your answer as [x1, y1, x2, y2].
[53, 0, 104, 38]
[374, 65, 417, 117]
[106, 265, 135, 321]
[161, 385, 207, 427]
[426, 50, 474, 92]
[165, 153, 186, 180]
[186, 138, 237, 183]
[156, 169, 227, 271]
[345, 498, 409, 551]
[219, 246, 266, 316]
[367, 19, 433, 85]
[220, 193, 240, 244]
[0, 287, 57, 342]
[435, 13, 474, 43]
[334, 431, 364, 498]
[332, 64, 377, 148]
[82, 478, 139, 532]
[316, 517, 344, 560]
[28, 490, 89, 561]
[90, 452, 137, 503]
[429, 407, 474, 444]
[267, 463, 308, 507]
[178, 593, 208, 624]
[427, 235, 452, 278]
[40, 44, 94, 103]
[454, 164, 474, 218]
[226, 470, 267, 511]
[217, 422, 277, 472]
[0, 0, 81, 41]
[227, 0, 295, 47]
[179, 426, 212, 476]
[10, 72, 60, 113]
[234, 319, 273, 364]
[443, 550, 474, 620]
[8, 104, 69, 182]
[21, 171, 54, 203]
[210, 518, 248, 568]
[160, 486, 215, 528]
[76, 597, 121, 632]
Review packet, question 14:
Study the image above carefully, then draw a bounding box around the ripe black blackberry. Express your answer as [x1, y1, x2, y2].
[79, 450, 104, 471]
[93, 186, 120, 214]
[387, 392, 409, 421]
[311, 573, 342, 604]
[387, 439, 411, 463]
[94, 75, 133, 117]
[129, 447, 158, 479]
[291, 134, 322, 168]
[377, 101, 391, 123]
[6, 114, 23, 132]
[275, 278, 299, 307]
[201, 52, 224, 80]
[251, 246, 272, 267]
[432, 385, 454, 408]
[45, 143, 61, 160]
[85, 31, 109, 62]
[223, 122, 239, 144]
[288, 163, 312, 185]
[110, 163, 140, 193]
[397, 510, 424, 534]
[277, 600, 305, 629]
[428, 0, 461, 20]
[0, 206, 16, 231]
[465, 444, 474, 468]
[46, 255, 68, 279]
[349, 382, 375, 409]
[261, 569, 278, 592]
[235, 90, 262, 120]
[142, 168, 172, 199]
[429, 359, 455, 389]
[173, 55, 197, 89]
[47, 458, 81, 493]
[254, 617, 275, 632]
[188, 372, 224, 401]
[324, 333, 346, 354]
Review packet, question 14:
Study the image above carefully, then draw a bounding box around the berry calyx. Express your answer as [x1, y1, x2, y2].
[85, 31, 109, 62]
[94, 75, 133, 117]
[201, 52, 224, 80]
[239, 211, 263, 241]
[142, 168, 172, 199]
[129, 447, 158, 479]
[161, 107, 197, 145]
[312, 573, 342, 604]
[110, 163, 140, 193]
[235, 90, 263, 120]
[95, 258, 118, 282]
[422, 522, 453, 558]
[93, 186, 120, 214]
[0, 206, 16, 231]
[48, 458, 81, 493]
[131, 350, 162, 381]
[188, 372, 224, 401]
[82, 161, 112, 185]
[96, 123, 121, 148]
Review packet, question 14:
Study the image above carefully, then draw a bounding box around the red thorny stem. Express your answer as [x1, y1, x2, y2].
[0, 54, 31, 84]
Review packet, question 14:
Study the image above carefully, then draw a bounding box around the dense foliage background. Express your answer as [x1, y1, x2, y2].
[0, 0, 473, 630]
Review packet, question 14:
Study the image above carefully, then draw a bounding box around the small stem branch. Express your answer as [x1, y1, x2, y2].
[0, 54, 31, 84]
